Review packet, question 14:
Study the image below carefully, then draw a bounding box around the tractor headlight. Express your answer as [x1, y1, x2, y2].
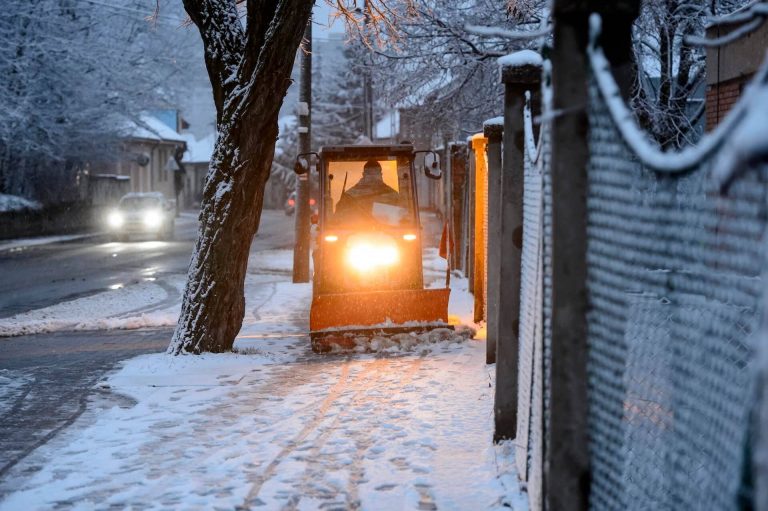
[143, 209, 163, 228]
[107, 210, 124, 229]
[345, 241, 399, 272]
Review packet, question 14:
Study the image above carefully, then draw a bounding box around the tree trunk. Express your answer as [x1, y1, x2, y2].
[168, 0, 313, 354]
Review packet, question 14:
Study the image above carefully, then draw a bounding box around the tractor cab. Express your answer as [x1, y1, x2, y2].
[295, 144, 450, 351]
[316, 145, 422, 294]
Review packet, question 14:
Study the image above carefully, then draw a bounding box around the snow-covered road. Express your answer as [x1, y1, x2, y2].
[0, 210, 296, 337]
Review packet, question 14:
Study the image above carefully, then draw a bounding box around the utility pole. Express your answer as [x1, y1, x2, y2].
[292, 18, 312, 283]
[363, 0, 374, 139]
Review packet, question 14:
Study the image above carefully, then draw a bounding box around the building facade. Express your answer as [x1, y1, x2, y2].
[706, 14, 768, 130]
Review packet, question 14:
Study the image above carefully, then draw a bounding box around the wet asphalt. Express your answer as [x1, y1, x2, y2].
[0, 210, 295, 486]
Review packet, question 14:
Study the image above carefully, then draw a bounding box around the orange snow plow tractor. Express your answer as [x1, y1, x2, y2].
[294, 144, 451, 352]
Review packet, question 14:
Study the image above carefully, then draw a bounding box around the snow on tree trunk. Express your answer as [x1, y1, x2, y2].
[168, 0, 313, 354]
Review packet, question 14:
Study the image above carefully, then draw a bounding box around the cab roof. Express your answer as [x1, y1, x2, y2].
[319, 144, 415, 158]
[120, 192, 166, 201]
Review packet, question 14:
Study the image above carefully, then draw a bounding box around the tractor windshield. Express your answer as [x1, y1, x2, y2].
[325, 157, 416, 228]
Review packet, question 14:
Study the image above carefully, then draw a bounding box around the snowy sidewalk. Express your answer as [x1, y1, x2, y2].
[0, 250, 527, 510]
[0, 233, 100, 253]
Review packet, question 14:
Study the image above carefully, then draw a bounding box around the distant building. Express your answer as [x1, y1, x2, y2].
[705, 13, 768, 130]
[372, 107, 446, 214]
[180, 132, 216, 208]
[373, 110, 401, 143]
[105, 114, 187, 205]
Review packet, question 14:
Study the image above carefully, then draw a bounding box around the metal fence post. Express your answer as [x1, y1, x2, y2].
[494, 58, 542, 441]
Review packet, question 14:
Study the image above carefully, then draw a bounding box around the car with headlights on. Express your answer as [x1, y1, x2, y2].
[106, 192, 175, 241]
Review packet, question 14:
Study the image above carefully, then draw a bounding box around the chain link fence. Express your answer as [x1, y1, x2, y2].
[582, 41, 766, 510]
[510, 23, 767, 510]
[515, 81, 553, 511]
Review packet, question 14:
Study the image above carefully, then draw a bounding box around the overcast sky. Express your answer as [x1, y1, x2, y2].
[313, 3, 346, 38]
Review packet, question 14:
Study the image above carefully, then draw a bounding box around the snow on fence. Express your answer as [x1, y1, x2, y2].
[515, 91, 547, 510]
[508, 17, 768, 510]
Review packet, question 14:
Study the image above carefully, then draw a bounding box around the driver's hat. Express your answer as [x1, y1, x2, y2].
[363, 160, 382, 176]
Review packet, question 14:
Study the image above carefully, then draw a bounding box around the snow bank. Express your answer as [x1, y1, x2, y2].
[0, 233, 96, 253]
[0, 193, 41, 213]
[0, 278, 183, 337]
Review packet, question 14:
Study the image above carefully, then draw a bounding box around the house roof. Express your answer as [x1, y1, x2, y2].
[123, 114, 186, 143]
[181, 132, 216, 164]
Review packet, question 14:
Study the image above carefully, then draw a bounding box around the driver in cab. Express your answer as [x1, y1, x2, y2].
[333, 160, 402, 225]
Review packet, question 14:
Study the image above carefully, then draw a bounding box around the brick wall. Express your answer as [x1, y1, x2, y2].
[705, 76, 748, 131]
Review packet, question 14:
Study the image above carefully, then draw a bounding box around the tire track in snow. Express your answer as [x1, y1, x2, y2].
[242, 362, 353, 508]
[111, 278, 181, 318]
[280, 357, 425, 510]
[243, 356, 417, 509]
[345, 357, 425, 509]
[248, 280, 279, 322]
[0, 381, 34, 421]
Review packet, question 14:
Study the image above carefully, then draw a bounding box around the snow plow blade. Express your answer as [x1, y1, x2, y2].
[310, 288, 451, 352]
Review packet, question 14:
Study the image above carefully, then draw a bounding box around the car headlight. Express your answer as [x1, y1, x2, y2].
[107, 210, 124, 228]
[143, 209, 163, 228]
[345, 241, 399, 272]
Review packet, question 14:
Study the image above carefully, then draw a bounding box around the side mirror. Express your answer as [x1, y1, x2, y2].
[294, 152, 319, 175]
[294, 157, 309, 175]
[425, 160, 442, 180]
[424, 152, 442, 180]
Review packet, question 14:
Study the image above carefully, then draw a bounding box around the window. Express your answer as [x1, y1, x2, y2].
[326, 157, 415, 228]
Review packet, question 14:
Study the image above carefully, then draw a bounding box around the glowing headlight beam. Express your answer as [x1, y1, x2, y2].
[143, 209, 163, 228]
[346, 242, 399, 272]
[107, 211, 124, 228]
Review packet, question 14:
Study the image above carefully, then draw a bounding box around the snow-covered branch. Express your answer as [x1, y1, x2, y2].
[464, 24, 550, 40]
[685, 16, 765, 47]
[589, 13, 768, 174]
[350, 0, 548, 138]
[706, 1, 768, 27]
